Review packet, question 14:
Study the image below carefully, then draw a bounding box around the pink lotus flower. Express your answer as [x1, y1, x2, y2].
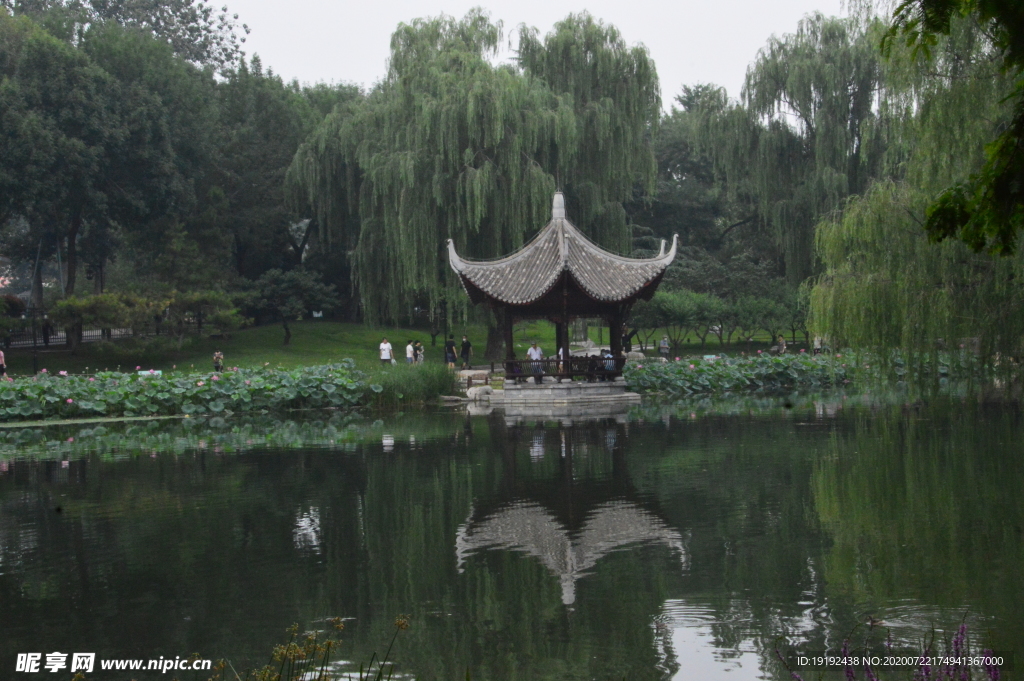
[636, 365, 643, 370]
[66, 398, 73, 404]
[800, 349, 805, 353]
[836, 353, 842, 358]
[212, 375, 220, 381]
[89, 377, 95, 382]
[67, 437, 74, 443]
[136, 366, 141, 370]
[757, 350, 762, 354]
[149, 369, 156, 374]
[59, 370, 68, 376]
[689, 364, 695, 369]
[40, 368, 47, 373]
[245, 380, 251, 385]
[197, 381, 205, 387]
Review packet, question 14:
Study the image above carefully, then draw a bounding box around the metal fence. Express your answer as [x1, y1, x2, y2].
[2, 321, 202, 349]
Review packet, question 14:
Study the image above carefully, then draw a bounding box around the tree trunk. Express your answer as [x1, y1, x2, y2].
[64, 211, 82, 297]
[31, 260, 44, 309]
[283, 320, 292, 345]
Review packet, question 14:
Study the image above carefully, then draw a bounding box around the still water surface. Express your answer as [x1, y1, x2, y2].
[1, 396, 1021, 679]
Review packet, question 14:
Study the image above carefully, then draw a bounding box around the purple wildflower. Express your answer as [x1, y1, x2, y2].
[982, 649, 1000, 680]
[842, 642, 856, 681]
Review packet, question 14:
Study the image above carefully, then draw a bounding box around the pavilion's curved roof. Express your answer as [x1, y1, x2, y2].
[447, 193, 678, 306]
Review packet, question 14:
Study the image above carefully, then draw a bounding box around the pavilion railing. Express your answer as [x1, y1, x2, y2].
[494, 357, 627, 382]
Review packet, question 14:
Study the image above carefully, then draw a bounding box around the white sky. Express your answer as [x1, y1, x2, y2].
[226, 0, 844, 107]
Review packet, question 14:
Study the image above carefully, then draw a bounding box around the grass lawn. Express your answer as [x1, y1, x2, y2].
[1, 319, 807, 378]
[2, 321, 461, 377]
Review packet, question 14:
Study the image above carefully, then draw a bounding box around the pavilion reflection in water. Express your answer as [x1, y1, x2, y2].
[455, 420, 688, 605]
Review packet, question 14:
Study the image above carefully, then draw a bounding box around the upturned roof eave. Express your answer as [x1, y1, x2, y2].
[446, 191, 679, 307]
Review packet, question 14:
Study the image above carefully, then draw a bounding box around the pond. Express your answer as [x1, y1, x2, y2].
[1, 394, 1020, 680]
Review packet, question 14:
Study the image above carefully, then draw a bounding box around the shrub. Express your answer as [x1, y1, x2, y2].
[2, 294, 26, 318]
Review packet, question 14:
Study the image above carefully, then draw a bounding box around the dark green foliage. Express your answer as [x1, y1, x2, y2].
[1, 6, 356, 306]
[248, 268, 339, 344]
[629, 290, 802, 351]
[1, 294, 25, 317]
[1, 0, 249, 69]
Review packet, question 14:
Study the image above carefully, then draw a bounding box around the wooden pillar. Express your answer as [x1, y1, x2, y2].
[504, 307, 515, 360]
[610, 311, 622, 358]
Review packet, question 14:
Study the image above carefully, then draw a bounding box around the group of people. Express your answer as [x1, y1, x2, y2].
[378, 335, 473, 369]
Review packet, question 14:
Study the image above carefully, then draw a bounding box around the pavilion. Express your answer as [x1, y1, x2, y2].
[447, 192, 677, 381]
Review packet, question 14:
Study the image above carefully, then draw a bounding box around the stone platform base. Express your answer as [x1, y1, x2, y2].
[466, 379, 640, 424]
[495, 377, 638, 405]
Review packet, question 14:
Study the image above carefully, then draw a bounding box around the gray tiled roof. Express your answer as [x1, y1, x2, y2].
[448, 193, 678, 305]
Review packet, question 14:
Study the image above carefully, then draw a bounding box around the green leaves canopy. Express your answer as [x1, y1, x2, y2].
[288, 10, 660, 324]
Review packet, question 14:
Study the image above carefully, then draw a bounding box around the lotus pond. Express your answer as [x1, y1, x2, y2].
[1, 392, 1021, 679]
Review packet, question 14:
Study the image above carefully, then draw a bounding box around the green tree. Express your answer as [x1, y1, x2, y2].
[1, 0, 249, 69]
[288, 10, 660, 333]
[697, 13, 887, 285]
[249, 268, 339, 345]
[810, 12, 1024, 360]
[884, 0, 1024, 254]
[0, 11, 202, 300]
[214, 57, 359, 280]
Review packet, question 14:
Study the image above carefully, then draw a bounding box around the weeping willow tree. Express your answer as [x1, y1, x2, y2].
[287, 10, 659, 327]
[810, 14, 1024, 361]
[696, 12, 887, 285]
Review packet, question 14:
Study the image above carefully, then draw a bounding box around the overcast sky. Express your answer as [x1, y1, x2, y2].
[225, 0, 844, 106]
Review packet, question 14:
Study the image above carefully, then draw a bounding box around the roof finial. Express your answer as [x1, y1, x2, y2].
[552, 192, 566, 220]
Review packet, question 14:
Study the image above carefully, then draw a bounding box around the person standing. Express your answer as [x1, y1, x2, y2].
[379, 337, 393, 366]
[526, 341, 544, 384]
[414, 340, 424, 363]
[659, 336, 670, 358]
[0, 348, 10, 381]
[213, 351, 224, 372]
[444, 334, 457, 369]
[460, 335, 473, 369]
[406, 340, 415, 364]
